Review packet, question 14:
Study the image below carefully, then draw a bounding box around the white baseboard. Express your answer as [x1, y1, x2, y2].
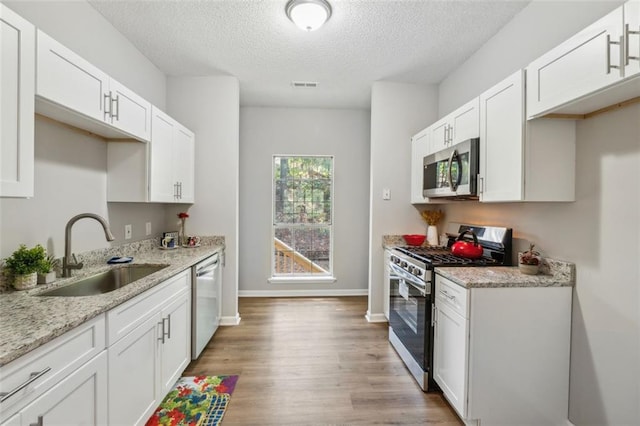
[238, 289, 368, 297]
[365, 311, 388, 323]
[566, 420, 576, 426]
[219, 314, 241, 326]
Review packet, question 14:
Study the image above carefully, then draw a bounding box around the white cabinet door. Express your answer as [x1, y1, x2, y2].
[626, 0, 640, 78]
[479, 71, 525, 202]
[173, 124, 195, 204]
[449, 98, 480, 145]
[159, 290, 191, 395]
[19, 351, 107, 426]
[108, 313, 161, 426]
[36, 30, 110, 123]
[108, 78, 151, 142]
[427, 117, 450, 154]
[1, 5, 35, 198]
[433, 302, 469, 419]
[410, 129, 429, 204]
[526, 7, 624, 118]
[149, 108, 176, 202]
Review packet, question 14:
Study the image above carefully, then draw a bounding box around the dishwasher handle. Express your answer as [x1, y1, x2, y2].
[196, 259, 219, 277]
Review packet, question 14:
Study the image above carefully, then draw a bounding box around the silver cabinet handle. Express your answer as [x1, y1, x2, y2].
[103, 93, 112, 120]
[29, 416, 44, 426]
[449, 125, 454, 144]
[111, 95, 120, 121]
[440, 289, 456, 300]
[166, 314, 171, 339]
[158, 320, 165, 344]
[174, 182, 179, 200]
[0, 367, 51, 403]
[606, 34, 624, 76]
[626, 23, 640, 65]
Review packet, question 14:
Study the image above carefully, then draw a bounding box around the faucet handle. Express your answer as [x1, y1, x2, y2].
[71, 253, 83, 269]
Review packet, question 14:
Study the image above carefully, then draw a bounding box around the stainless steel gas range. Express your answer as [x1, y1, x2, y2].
[388, 222, 512, 391]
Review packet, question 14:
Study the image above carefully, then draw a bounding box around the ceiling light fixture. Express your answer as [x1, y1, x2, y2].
[285, 0, 332, 32]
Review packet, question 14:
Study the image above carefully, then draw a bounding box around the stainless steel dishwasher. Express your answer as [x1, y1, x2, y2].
[191, 252, 222, 359]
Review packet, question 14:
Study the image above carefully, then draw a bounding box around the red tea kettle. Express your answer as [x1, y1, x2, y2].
[450, 230, 484, 259]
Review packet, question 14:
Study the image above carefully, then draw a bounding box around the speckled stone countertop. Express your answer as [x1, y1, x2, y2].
[0, 236, 224, 367]
[436, 257, 575, 289]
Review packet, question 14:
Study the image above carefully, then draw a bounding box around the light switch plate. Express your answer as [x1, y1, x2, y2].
[145, 222, 152, 236]
[125, 224, 132, 240]
[383, 188, 391, 200]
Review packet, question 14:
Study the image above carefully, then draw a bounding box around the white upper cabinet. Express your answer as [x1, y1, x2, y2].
[1, 4, 35, 198]
[36, 30, 151, 142]
[410, 128, 429, 204]
[527, 1, 640, 118]
[626, 0, 640, 78]
[108, 107, 195, 204]
[427, 98, 479, 155]
[479, 70, 576, 203]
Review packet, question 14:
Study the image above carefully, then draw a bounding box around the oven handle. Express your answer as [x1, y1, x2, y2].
[389, 263, 429, 295]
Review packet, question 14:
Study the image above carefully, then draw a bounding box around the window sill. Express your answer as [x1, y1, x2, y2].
[268, 276, 337, 285]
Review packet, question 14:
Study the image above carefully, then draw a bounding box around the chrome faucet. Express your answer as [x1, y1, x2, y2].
[63, 213, 115, 277]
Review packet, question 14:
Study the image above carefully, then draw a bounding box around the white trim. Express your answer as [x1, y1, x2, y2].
[566, 420, 576, 426]
[268, 276, 336, 284]
[365, 311, 388, 323]
[219, 314, 241, 326]
[239, 289, 367, 297]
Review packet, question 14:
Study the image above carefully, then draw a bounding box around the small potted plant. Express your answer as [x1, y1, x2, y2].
[519, 243, 541, 275]
[4, 244, 46, 290]
[38, 253, 59, 284]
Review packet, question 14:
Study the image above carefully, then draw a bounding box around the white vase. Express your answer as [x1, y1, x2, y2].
[426, 225, 438, 246]
[13, 272, 37, 290]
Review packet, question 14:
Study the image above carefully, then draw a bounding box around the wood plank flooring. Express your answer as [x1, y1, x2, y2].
[184, 297, 462, 425]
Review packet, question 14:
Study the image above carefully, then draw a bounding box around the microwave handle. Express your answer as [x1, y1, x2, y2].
[447, 149, 462, 192]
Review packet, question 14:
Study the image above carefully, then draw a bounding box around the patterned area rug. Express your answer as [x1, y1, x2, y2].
[146, 375, 238, 426]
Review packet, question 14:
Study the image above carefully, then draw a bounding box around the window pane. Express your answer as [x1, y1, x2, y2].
[272, 155, 333, 277]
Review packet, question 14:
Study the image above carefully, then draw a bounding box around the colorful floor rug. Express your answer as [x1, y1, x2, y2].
[146, 375, 238, 426]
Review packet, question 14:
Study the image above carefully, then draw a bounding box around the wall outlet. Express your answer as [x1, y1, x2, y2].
[382, 188, 391, 200]
[125, 224, 132, 240]
[145, 222, 152, 236]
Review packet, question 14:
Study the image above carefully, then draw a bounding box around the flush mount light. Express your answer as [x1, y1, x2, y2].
[285, 0, 332, 31]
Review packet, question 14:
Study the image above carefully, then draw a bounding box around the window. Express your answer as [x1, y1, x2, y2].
[272, 156, 333, 279]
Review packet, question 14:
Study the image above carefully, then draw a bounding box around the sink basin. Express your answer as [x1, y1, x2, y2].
[38, 264, 168, 297]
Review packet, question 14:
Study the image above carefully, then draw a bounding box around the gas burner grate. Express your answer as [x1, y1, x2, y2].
[396, 246, 498, 267]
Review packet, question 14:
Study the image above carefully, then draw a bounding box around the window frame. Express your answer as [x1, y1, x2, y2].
[269, 154, 335, 283]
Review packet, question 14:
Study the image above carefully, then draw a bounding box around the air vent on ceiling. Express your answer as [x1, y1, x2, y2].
[291, 81, 319, 88]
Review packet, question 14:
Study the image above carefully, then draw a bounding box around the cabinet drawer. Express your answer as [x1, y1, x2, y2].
[435, 274, 469, 318]
[0, 315, 105, 421]
[107, 270, 190, 346]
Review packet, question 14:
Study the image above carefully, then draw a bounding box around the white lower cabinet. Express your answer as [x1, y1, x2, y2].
[19, 351, 108, 426]
[433, 274, 572, 426]
[108, 270, 191, 426]
[1, 270, 192, 426]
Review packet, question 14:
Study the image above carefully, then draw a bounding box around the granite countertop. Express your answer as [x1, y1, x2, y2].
[0, 237, 224, 367]
[435, 257, 575, 289]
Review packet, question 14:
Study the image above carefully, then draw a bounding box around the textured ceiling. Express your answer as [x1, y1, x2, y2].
[89, 0, 530, 109]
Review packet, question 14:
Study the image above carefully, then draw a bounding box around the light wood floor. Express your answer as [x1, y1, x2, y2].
[184, 297, 462, 425]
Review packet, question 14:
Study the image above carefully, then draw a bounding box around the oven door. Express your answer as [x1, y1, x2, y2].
[388, 263, 429, 369]
[423, 138, 479, 198]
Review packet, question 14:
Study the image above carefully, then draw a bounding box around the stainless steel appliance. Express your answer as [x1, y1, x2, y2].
[191, 252, 222, 359]
[388, 222, 512, 391]
[423, 138, 479, 199]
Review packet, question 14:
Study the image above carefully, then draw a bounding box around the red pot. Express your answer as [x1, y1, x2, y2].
[450, 230, 484, 259]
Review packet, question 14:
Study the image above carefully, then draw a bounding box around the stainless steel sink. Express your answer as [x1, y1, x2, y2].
[37, 264, 168, 297]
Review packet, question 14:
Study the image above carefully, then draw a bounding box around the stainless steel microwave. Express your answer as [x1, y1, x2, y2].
[423, 138, 479, 199]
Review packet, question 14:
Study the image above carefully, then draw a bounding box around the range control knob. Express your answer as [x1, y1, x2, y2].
[400, 261, 408, 268]
[407, 266, 415, 274]
[413, 268, 421, 277]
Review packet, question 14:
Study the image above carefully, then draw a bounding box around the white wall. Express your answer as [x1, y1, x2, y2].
[0, 1, 168, 258]
[165, 76, 240, 323]
[238, 107, 370, 295]
[437, 1, 639, 424]
[368, 82, 439, 320]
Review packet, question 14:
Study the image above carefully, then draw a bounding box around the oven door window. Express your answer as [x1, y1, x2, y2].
[389, 275, 427, 368]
